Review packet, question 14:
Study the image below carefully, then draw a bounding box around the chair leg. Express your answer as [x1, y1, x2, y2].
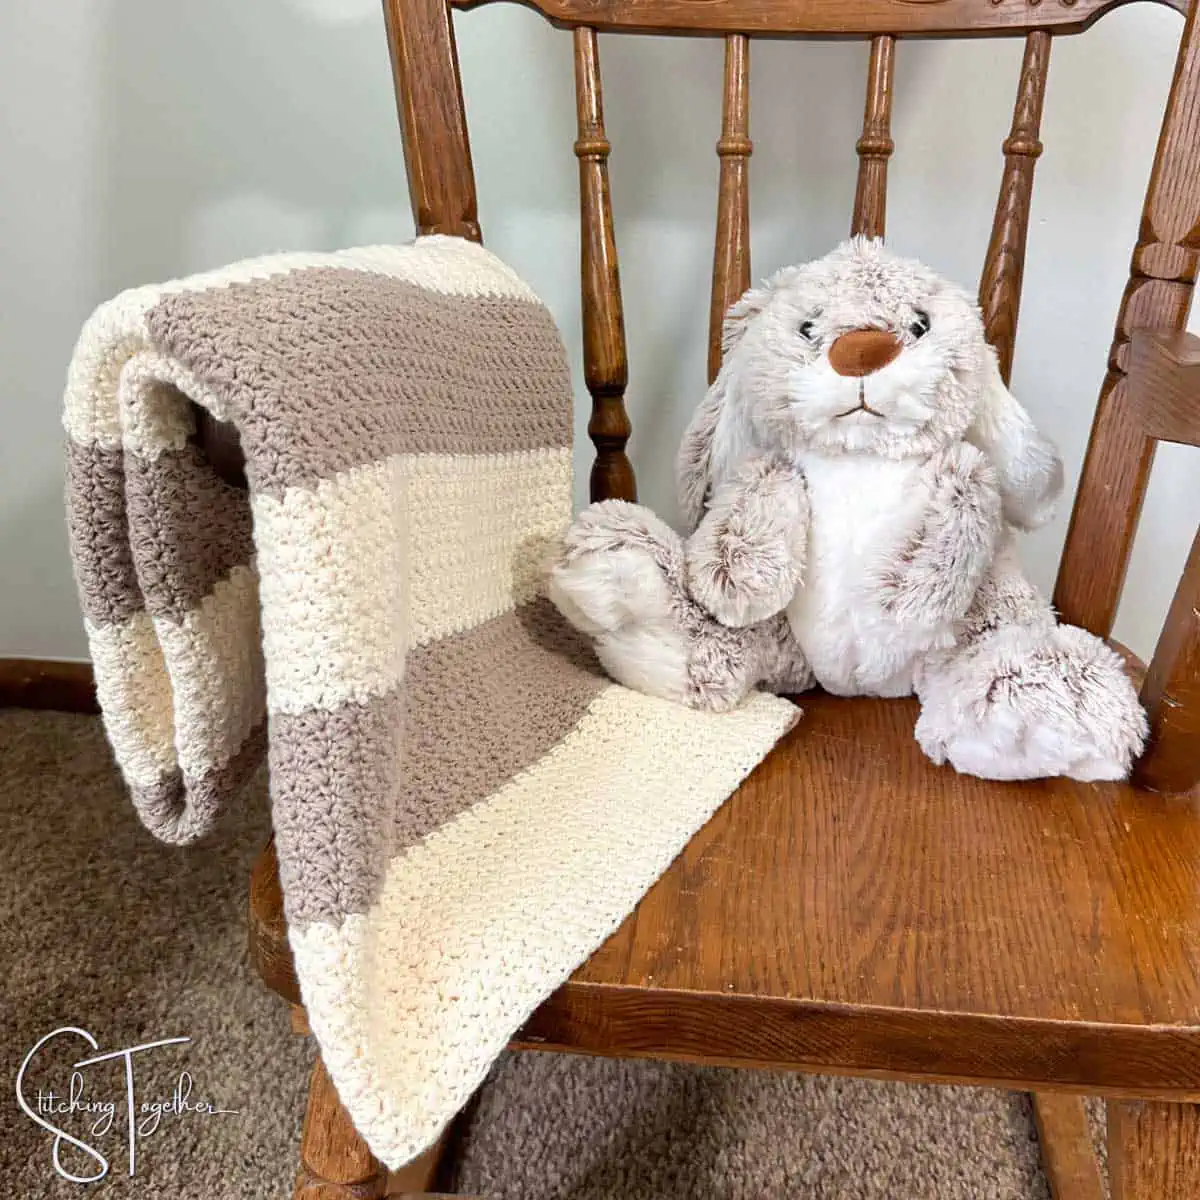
[1108, 1100, 1200, 1199]
[1032, 1093, 1104, 1200]
[294, 1055, 389, 1199]
[387, 1127, 453, 1196]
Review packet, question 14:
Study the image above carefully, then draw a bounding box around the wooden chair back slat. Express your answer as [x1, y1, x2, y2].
[1054, 0, 1200, 635]
[851, 35, 895, 242]
[383, 0, 480, 241]
[574, 27, 636, 502]
[978, 30, 1051, 386]
[708, 34, 753, 386]
[452, 0, 1187, 38]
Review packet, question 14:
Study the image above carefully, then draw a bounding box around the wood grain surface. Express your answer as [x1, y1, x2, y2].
[294, 1055, 390, 1198]
[708, 34, 752, 385]
[979, 29, 1051, 385]
[1033, 1092, 1106, 1200]
[250, 836, 301, 1006]
[574, 27, 636, 502]
[515, 691, 1200, 1097]
[1128, 328, 1200, 446]
[1108, 1100, 1200, 1198]
[1123, 328, 1200, 794]
[0, 658, 98, 713]
[851, 35, 895, 241]
[267, 2, 1200, 1186]
[1134, 527, 1200, 794]
[1055, 0, 1200, 634]
[383, 0, 481, 241]
[453, 0, 1186, 38]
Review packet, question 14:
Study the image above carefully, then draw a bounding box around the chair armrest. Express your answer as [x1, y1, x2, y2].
[1128, 328, 1200, 447]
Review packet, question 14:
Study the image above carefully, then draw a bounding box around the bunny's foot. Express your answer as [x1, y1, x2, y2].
[914, 622, 1147, 782]
[547, 500, 807, 710]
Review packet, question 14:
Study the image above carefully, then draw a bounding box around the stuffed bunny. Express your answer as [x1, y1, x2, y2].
[548, 238, 1147, 782]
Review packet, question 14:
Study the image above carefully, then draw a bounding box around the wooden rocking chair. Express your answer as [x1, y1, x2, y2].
[245, 0, 1200, 1194]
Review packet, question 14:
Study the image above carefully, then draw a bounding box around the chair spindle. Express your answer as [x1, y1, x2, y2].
[1055, 0, 1200, 635]
[709, 34, 753, 385]
[851, 35, 896, 241]
[978, 30, 1051, 386]
[383, 0, 481, 241]
[574, 27, 635, 502]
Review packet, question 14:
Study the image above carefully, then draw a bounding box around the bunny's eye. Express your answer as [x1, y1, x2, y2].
[798, 320, 818, 343]
[909, 310, 931, 339]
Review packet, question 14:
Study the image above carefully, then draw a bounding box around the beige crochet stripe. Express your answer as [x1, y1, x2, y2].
[125, 443, 253, 621]
[67, 432, 253, 627]
[62, 238, 542, 451]
[272, 597, 604, 927]
[290, 686, 801, 1168]
[252, 447, 572, 717]
[66, 439, 143, 626]
[143, 268, 572, 498]
[130, 723, 268, 845]
[85, 564, 265, 832]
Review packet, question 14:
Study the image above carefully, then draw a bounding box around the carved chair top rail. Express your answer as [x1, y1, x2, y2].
[451, 0, 1187, 39]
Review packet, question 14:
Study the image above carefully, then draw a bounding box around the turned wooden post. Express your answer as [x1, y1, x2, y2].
[294, 1056, 389, 1199]
[851, 34, 895, 241]
[574, 27, 635, 502]
[709, 34, 753, 384]
[293, 1055, 455, 1199]
[978, 29, 1051, 386]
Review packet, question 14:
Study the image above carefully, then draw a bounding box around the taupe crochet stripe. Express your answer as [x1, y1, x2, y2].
[273, 598, 604, 929]
[130, 723, 267, 846]
[143, 270, 572, 499]
[66, 438, 143, 626]
[124, 441, 254, 623]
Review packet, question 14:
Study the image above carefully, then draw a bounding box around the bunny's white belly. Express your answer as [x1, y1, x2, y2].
[787, 452, 951, 696]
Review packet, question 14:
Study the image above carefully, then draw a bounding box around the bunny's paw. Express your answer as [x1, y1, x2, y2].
[547, 500, 761, 711]
[686, 459, 808, 628]
[874, 442, 1002, 628]
[915, 623, 1147, 782]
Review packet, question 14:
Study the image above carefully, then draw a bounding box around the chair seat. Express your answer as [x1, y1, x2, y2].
[251, 691, 1200, 1100]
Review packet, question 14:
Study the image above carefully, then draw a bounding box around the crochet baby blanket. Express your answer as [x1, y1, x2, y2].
[63, 236, 798, 1166]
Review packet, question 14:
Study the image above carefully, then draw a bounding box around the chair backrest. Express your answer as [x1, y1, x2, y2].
[380, 0, 1200, 787]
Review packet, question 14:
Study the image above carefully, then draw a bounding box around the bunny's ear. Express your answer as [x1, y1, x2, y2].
[676, 283, 774, 531]
[967, 346, 1063, 531]
[720, 279, 775, 359]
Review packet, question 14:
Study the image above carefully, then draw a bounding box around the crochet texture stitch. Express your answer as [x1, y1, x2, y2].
[63, 236, 799, 1167]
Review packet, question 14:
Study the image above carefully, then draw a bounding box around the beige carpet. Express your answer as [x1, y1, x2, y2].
[2, 707, 1099, 1198]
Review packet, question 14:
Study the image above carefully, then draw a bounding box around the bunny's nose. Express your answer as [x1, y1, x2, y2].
[827, 328, 902, 377]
